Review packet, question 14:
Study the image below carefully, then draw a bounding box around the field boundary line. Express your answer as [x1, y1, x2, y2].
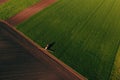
[0, 20, 88, 80]
[6, 0, 57, 26]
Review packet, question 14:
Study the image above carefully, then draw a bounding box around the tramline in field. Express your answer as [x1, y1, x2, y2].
[0, 0, 120, 80]
[17, 0, 120, 80]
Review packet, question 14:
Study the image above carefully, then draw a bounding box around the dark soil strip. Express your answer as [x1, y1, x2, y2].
[6, 0, 57, 26]
[0, 0, 8, 5]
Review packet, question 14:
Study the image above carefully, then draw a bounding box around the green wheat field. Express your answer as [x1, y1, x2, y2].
[0, 0, 120, 80]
